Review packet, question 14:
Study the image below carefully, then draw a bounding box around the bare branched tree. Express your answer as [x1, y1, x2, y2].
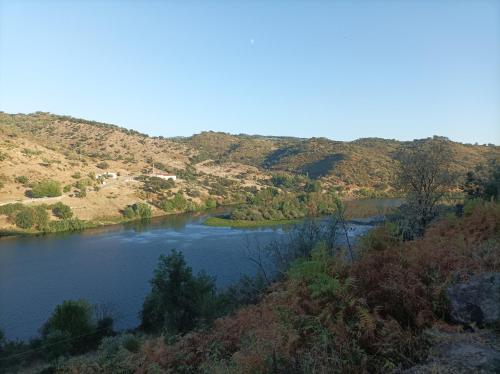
[396, 138, 454, 239]
[333, 199, 354, 261]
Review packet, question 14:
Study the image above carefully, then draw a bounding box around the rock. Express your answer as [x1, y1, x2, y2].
[404, 329, 500, 373]
[446, 272, 500, 326]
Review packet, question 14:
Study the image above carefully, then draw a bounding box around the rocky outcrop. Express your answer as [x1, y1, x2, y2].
[446, 272, 500, 326]
[404, 329, 500, 374]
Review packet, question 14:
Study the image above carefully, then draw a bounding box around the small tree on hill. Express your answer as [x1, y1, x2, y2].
[396, 139, 453, 239]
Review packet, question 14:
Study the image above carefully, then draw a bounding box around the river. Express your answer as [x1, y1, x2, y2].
[0, 198, 401, 341]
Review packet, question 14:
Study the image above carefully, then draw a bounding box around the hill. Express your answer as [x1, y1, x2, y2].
[0, 112, 498, 231]
[0, 112, 266, 232]
[181, 131, 499, 191]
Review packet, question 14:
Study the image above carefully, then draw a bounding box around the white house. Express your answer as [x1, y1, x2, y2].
[153, 172, 176, 181]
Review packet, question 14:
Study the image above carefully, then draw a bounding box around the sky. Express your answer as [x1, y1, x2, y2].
[0, 0, 499, 144]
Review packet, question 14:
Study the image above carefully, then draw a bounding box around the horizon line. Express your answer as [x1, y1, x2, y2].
[1, 110, 498, 147]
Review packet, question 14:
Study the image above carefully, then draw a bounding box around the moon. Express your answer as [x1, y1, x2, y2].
[250, 38, 255, 45]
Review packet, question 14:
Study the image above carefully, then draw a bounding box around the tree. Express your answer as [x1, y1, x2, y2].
[396, 139, 453, 239]
[141, 250, 220, 334]
[464, 165, 500, 202]
[41, 300, 96, 357]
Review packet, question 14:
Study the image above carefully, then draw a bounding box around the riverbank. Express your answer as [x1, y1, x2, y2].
[0, 198, 404, 238]
[204, 216, 301, 228]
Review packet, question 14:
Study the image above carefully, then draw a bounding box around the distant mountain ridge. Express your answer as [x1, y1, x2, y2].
[1, 111, 499, 193]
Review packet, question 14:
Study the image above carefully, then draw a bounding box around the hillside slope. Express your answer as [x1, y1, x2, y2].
[181, 131, 499, 190]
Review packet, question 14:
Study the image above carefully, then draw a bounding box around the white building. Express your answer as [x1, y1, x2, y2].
[153, 173, 176, 181]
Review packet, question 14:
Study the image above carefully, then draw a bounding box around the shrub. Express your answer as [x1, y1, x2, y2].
[30, 180, 62, 198]
[33, 205, 49, 229]
[41, 300, 95, 354]
[63, 184, 72, 193]
[75, 188, 87, 198]
[138, 176, 175, 193]
[45, 218, 87, 233]
[71, 172, 81, 179]
[123, 206, 136, 219]
[15, 175, 29, 185]
[141, 250, 222, 334]
[122, 202, 152, 219]
[0, 203, 24, 216]
[52, 202, 73, 219]
[14, 208, 35, 229]
[41, 299, 112, 358]
[205, 198, 217, 209]
[157, 193, 187, 212]
[96, 161, 109, 170]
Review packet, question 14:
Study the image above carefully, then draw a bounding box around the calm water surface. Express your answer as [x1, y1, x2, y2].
[0, 199, 401, 340]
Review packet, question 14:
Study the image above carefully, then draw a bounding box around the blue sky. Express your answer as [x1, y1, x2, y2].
[0, 0, 499, 144]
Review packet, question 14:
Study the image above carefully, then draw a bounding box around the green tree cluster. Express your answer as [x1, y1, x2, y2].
[122, 202, 152, 219]
[231, 187, 338, 221]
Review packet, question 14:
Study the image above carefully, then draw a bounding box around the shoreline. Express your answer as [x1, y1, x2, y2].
[0, 207, 223, 239]
[0, 197, 402, 239]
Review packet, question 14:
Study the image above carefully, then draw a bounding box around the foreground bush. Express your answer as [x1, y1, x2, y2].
[141, 250, 224, 334]
[41, 300, 111, 358]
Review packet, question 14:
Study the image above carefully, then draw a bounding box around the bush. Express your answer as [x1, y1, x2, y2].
[14, 208, 35, 229]
[41, 300, 96, 357]
[205, 198, 217, 209]
[75, 188, 87, 198]
[15, 175, 29, 185]
[63, 184, 72, 193]
[141, 250, 223, 334]
[52, 202, 73, 219]
[138, 176, 175, 193]
[96, 161, 109, 170]
[45, 218, 87, 233]
[30, 180, 62, 198]
[0, 203, 24, 216]
[157, 193, 187, 212]
[122, 202, 152, 219]
[33, 205, 49, 229]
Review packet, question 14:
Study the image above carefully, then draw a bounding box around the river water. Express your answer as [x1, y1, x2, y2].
[0, 199, 401, 340]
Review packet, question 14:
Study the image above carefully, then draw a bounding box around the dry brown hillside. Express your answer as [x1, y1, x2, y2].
[0, 112, 267, 227]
